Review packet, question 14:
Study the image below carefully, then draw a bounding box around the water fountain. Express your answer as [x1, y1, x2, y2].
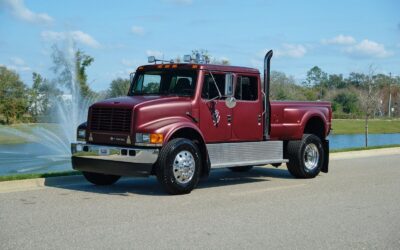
[0, 42, 95, 175]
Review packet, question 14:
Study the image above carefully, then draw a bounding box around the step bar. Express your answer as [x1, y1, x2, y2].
[206, 140, 287, 169]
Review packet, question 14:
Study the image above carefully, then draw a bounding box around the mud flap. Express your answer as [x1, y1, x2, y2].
[321, 139, 329, 173]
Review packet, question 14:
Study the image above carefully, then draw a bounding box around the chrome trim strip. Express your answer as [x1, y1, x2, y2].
[212, 159, 288, 169]
[71, 142, 159, 164]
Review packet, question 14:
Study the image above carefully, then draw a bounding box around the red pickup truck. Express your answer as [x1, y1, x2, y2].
[71, 50, 331, 194]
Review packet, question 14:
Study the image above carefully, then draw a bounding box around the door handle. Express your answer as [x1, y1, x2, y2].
[227, 115, 232, 123]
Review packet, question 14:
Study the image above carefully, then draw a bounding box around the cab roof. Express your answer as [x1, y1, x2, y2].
[137, 63, 260, 75]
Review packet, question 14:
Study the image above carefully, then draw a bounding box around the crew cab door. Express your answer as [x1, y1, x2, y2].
[199, 72, 232, 142]
[231, 74, 263, 141]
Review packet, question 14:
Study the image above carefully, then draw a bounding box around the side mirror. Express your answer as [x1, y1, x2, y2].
[148, 56, 155, 63]
[225, 96, 237, 108]
[225, 73, 234, 96]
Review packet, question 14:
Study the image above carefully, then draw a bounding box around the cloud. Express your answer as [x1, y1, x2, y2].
[7, 56, 31, 72]
[41, 30, 101, 48]
[345, 39, 392, 58]
[10, 57, 25, 66]
[322, 34, 356, 45]
[146, 50, 163, 58]
[275, 44, 307, 58]
[1, 0, 53, 24]
[164, 0, 193, 5]
[131, 26, 145, 36]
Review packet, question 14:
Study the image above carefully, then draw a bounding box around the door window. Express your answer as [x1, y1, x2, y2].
[235, 76, 258, 101]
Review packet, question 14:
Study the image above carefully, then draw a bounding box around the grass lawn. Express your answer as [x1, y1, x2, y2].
[332, 119, 400, 135]
[0, 123, 61, 144]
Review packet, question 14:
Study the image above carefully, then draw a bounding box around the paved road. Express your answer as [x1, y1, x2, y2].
[1, 150, 400, 249]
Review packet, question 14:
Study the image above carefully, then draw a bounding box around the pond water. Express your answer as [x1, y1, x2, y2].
[0, 133, 399, 175]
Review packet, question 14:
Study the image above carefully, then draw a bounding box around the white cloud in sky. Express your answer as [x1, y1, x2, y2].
[41, 30, 101, 48]
[131, 26, 145, 36]
[146, 50, 163, 58]
[345, 39, 392, 58]
[275, 44, 307, 58]
[322, 34, 356, 45]
[10, 57, 25, 66]
[1, 0, 53, 24]
[7, 56, 31, 72]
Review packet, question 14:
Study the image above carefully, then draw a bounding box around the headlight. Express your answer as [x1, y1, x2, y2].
[136, 133, 163, 145]
[77, 129, 86, 140]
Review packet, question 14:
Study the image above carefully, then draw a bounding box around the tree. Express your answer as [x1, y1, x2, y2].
[0, 66, 28, 124]
[270, 71, 308, 101]
[304, 66, 328, 100]
[108, 78, 130, 98]
[29, 72, 62, 121]
[359, 66, 380, 147]
[305, 66, 328, 87]
[333, 92, 359, 114]
[51, 45, 95, 98]
[75, 50, 95, 98]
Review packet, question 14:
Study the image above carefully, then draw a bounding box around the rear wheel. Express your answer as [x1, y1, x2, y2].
[157, 138, 201, 195]
[82, 171, 120, 185]
[228, 166, 253, 172]
[286, 134, 324, 178]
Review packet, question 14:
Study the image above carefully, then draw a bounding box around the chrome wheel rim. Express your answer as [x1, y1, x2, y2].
[304, 143, 319, 171]
[172, 150, 195, 184]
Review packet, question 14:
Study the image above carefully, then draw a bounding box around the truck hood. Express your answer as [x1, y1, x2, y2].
[92, 95, 188, 109]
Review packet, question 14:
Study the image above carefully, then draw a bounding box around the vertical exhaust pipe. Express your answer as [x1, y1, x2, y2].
[264, 50, 273, 139]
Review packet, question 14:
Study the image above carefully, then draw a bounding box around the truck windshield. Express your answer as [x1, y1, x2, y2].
[129, 69, 198, 97]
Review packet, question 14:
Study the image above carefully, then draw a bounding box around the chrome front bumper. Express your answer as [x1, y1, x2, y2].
[71, 142, 159, 177]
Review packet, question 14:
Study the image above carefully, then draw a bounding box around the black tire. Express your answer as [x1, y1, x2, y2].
[82, 171, 120, 185]
[228, 166, 253, 172]
[156, 138, 202, 195]
[286, 134, 324, 178]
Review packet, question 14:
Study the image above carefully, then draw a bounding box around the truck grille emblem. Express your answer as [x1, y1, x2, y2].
[127, 136, 131, 144]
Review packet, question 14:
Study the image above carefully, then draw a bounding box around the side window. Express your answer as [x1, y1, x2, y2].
[235, 76, 258, 101]
[201, 73, 226, 99]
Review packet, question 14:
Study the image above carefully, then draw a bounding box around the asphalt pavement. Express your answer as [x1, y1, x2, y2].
[1, 149, 400, 249]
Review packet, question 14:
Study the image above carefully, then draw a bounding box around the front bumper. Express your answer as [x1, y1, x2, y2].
[71, 142, 159, 177]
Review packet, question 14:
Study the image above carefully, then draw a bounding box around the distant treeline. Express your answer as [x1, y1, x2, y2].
[1, 48, 399, 124]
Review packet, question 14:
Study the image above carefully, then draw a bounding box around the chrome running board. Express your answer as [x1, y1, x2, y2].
[206, 141, 287, 169]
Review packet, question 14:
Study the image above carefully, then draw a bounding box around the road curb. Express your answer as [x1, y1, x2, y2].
[0, 175, 84, 193]
[330, 147, 400, 160]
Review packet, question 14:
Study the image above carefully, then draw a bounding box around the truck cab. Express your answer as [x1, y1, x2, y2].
[71, 50, 331, 194]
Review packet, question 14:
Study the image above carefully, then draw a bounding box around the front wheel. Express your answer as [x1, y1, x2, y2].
[82, 171, 121, 185]
[156, 138, 202, 195]
[286, 134, 324, 178]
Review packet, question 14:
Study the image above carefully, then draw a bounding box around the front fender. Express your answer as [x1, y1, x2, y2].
[136, 116, 205, 146]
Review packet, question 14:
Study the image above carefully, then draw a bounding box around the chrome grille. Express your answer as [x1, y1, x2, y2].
[90, 107, 132, 132]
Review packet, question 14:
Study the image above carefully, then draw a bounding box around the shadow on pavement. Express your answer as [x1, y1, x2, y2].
[44, 166, 293, 197]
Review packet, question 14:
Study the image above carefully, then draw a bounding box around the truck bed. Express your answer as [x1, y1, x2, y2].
[269, 101, 332, 141]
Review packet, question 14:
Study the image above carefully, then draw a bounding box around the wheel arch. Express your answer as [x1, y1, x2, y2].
[165, 125, 210, 178]
[303, 115, 326, 139]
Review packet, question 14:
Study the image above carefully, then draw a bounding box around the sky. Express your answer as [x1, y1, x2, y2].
[0, 0, 399, 91]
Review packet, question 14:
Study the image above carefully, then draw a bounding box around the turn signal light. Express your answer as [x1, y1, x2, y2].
[150, 133, 164, 144]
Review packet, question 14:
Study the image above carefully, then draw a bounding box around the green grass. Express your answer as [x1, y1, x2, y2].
[0, 123, 62, 144]
[0, 171, 81, 182]
[332, 119, 400, 135]
[330, 144, 400, 153]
